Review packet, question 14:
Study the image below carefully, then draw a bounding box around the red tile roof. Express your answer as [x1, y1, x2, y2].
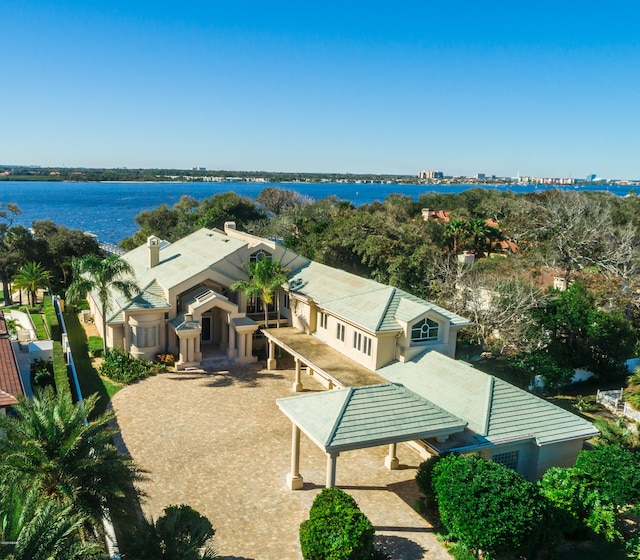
[0, 310, 25, 407]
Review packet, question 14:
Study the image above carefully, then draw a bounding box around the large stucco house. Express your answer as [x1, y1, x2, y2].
[87, 222, 597, 483]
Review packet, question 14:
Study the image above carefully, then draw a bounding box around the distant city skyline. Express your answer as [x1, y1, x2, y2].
[2, 1, 640, 179]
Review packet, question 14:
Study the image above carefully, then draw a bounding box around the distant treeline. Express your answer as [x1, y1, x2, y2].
[0, 166, 411, 184]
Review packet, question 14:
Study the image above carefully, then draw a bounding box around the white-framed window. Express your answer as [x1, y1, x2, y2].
[249, 249, 272, 263]
[319, 311, 328, 329]
[133, 325, 157, 348]
[363, 336, 372, 356]
[491, 450, 519, 471]
[411, 317, 439, 342]
[283, 293, 290, 310]
[336, 322, 345, 342]
[353, 332, 372, 356]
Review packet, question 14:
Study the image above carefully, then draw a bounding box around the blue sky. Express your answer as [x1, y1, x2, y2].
[2, 1, 639, 178]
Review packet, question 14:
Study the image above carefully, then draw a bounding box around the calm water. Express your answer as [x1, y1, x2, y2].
[0, 180, 627, 245]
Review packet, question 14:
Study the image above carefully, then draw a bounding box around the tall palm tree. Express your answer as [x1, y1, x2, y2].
[12, 261, 50, 307]
[231, 258, 289, 328]
[66, 254, 139, 355]
[122, 504, 219, 560]
[443, 219, 468, 255]
[0, 487, 106, 560]
[0, 387, 145, 527]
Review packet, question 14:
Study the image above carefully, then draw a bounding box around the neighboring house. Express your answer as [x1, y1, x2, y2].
[421, 208, 452, 222]
[0, 310, 26, 414]
[88, 223, 597, 479]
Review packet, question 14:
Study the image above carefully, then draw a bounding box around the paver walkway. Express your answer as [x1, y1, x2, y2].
[111, 359, 452, 560]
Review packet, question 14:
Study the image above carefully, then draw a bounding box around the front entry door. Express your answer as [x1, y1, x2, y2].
[201, 316, 212, 343]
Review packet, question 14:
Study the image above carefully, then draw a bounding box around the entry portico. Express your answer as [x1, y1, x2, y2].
[277, 383, 467, 489]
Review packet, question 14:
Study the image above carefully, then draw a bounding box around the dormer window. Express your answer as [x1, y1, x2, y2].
[250, 249, 272, 263]
[411, 318, 439, 342]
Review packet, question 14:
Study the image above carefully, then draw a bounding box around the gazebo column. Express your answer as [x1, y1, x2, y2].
[286, 424, 304, 490]
[293, 358, 303, 392]
[227, 324, 237, 358]
[326, 452, 339, 488]
[384, 443, 400, 470]
[267, 339, 276, 370]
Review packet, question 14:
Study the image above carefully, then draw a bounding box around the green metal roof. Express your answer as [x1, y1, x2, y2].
[287, 262, 470, 334]
[105, 279, 171, 322]
[378, 351, 598, 446]
[123, 228, 247, 292]
[277, 382, 466, 453]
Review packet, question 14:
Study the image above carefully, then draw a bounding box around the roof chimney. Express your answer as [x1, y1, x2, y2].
[224, 221, 236, 232]
[148, 235, 161, 268]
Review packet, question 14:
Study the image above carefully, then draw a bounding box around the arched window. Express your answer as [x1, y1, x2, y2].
[411, 318, 439, 342]
[249, 249, 272, 263]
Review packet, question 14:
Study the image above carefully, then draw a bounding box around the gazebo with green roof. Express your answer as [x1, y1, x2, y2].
[277, 382, 466, 489]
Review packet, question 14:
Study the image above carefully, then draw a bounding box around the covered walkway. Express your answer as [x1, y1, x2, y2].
[263, 327, 385, 390]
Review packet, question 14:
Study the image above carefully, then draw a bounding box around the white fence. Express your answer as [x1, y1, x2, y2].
[596, 388, 623, 412]
[623, 402, 640, 423]
[596, 388, 640, 423]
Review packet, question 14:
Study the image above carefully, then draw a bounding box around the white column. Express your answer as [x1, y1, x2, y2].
[227, 324, 237, 358]
[267, 339, 276, 370]
[221, 317, 228, 346]
[188, 337, 195, 362]
[326, 452, 338, 488]
[384, 442, 399, 470]
[286, 424, 304, 490]
[246, 332, 254, 359]
[195, 333, 201, 361]
[293, 357, 302, 392]
[238, 332, 246, 359]
[179, 337, 187, 364]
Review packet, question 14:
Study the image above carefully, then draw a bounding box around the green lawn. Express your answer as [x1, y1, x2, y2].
[31, 312, 48, 340]
[63, 311, 123, 415]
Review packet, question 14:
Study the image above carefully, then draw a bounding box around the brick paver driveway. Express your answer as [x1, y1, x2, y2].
[111, 359, 452, 560]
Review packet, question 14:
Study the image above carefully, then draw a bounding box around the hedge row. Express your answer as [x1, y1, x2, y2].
[43, 298, 60, 342]
[52, 340, 71, 398]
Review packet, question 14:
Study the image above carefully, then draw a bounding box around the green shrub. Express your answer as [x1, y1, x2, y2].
[433, 454, 548, 559]
[415, 455, 442, 507]
[43, 298, 60, 342]
[538, 467, 586, 538]
[31, 358, 55, 390]
[87, 336, 104, 358]
[309, 486, 359, 516]
[100, 348, 163, 385]
[52, 340, 72, 398]
[299, 488, 375, 560]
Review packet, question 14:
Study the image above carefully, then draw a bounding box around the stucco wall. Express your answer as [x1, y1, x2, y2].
[534, 439, 586, 480]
